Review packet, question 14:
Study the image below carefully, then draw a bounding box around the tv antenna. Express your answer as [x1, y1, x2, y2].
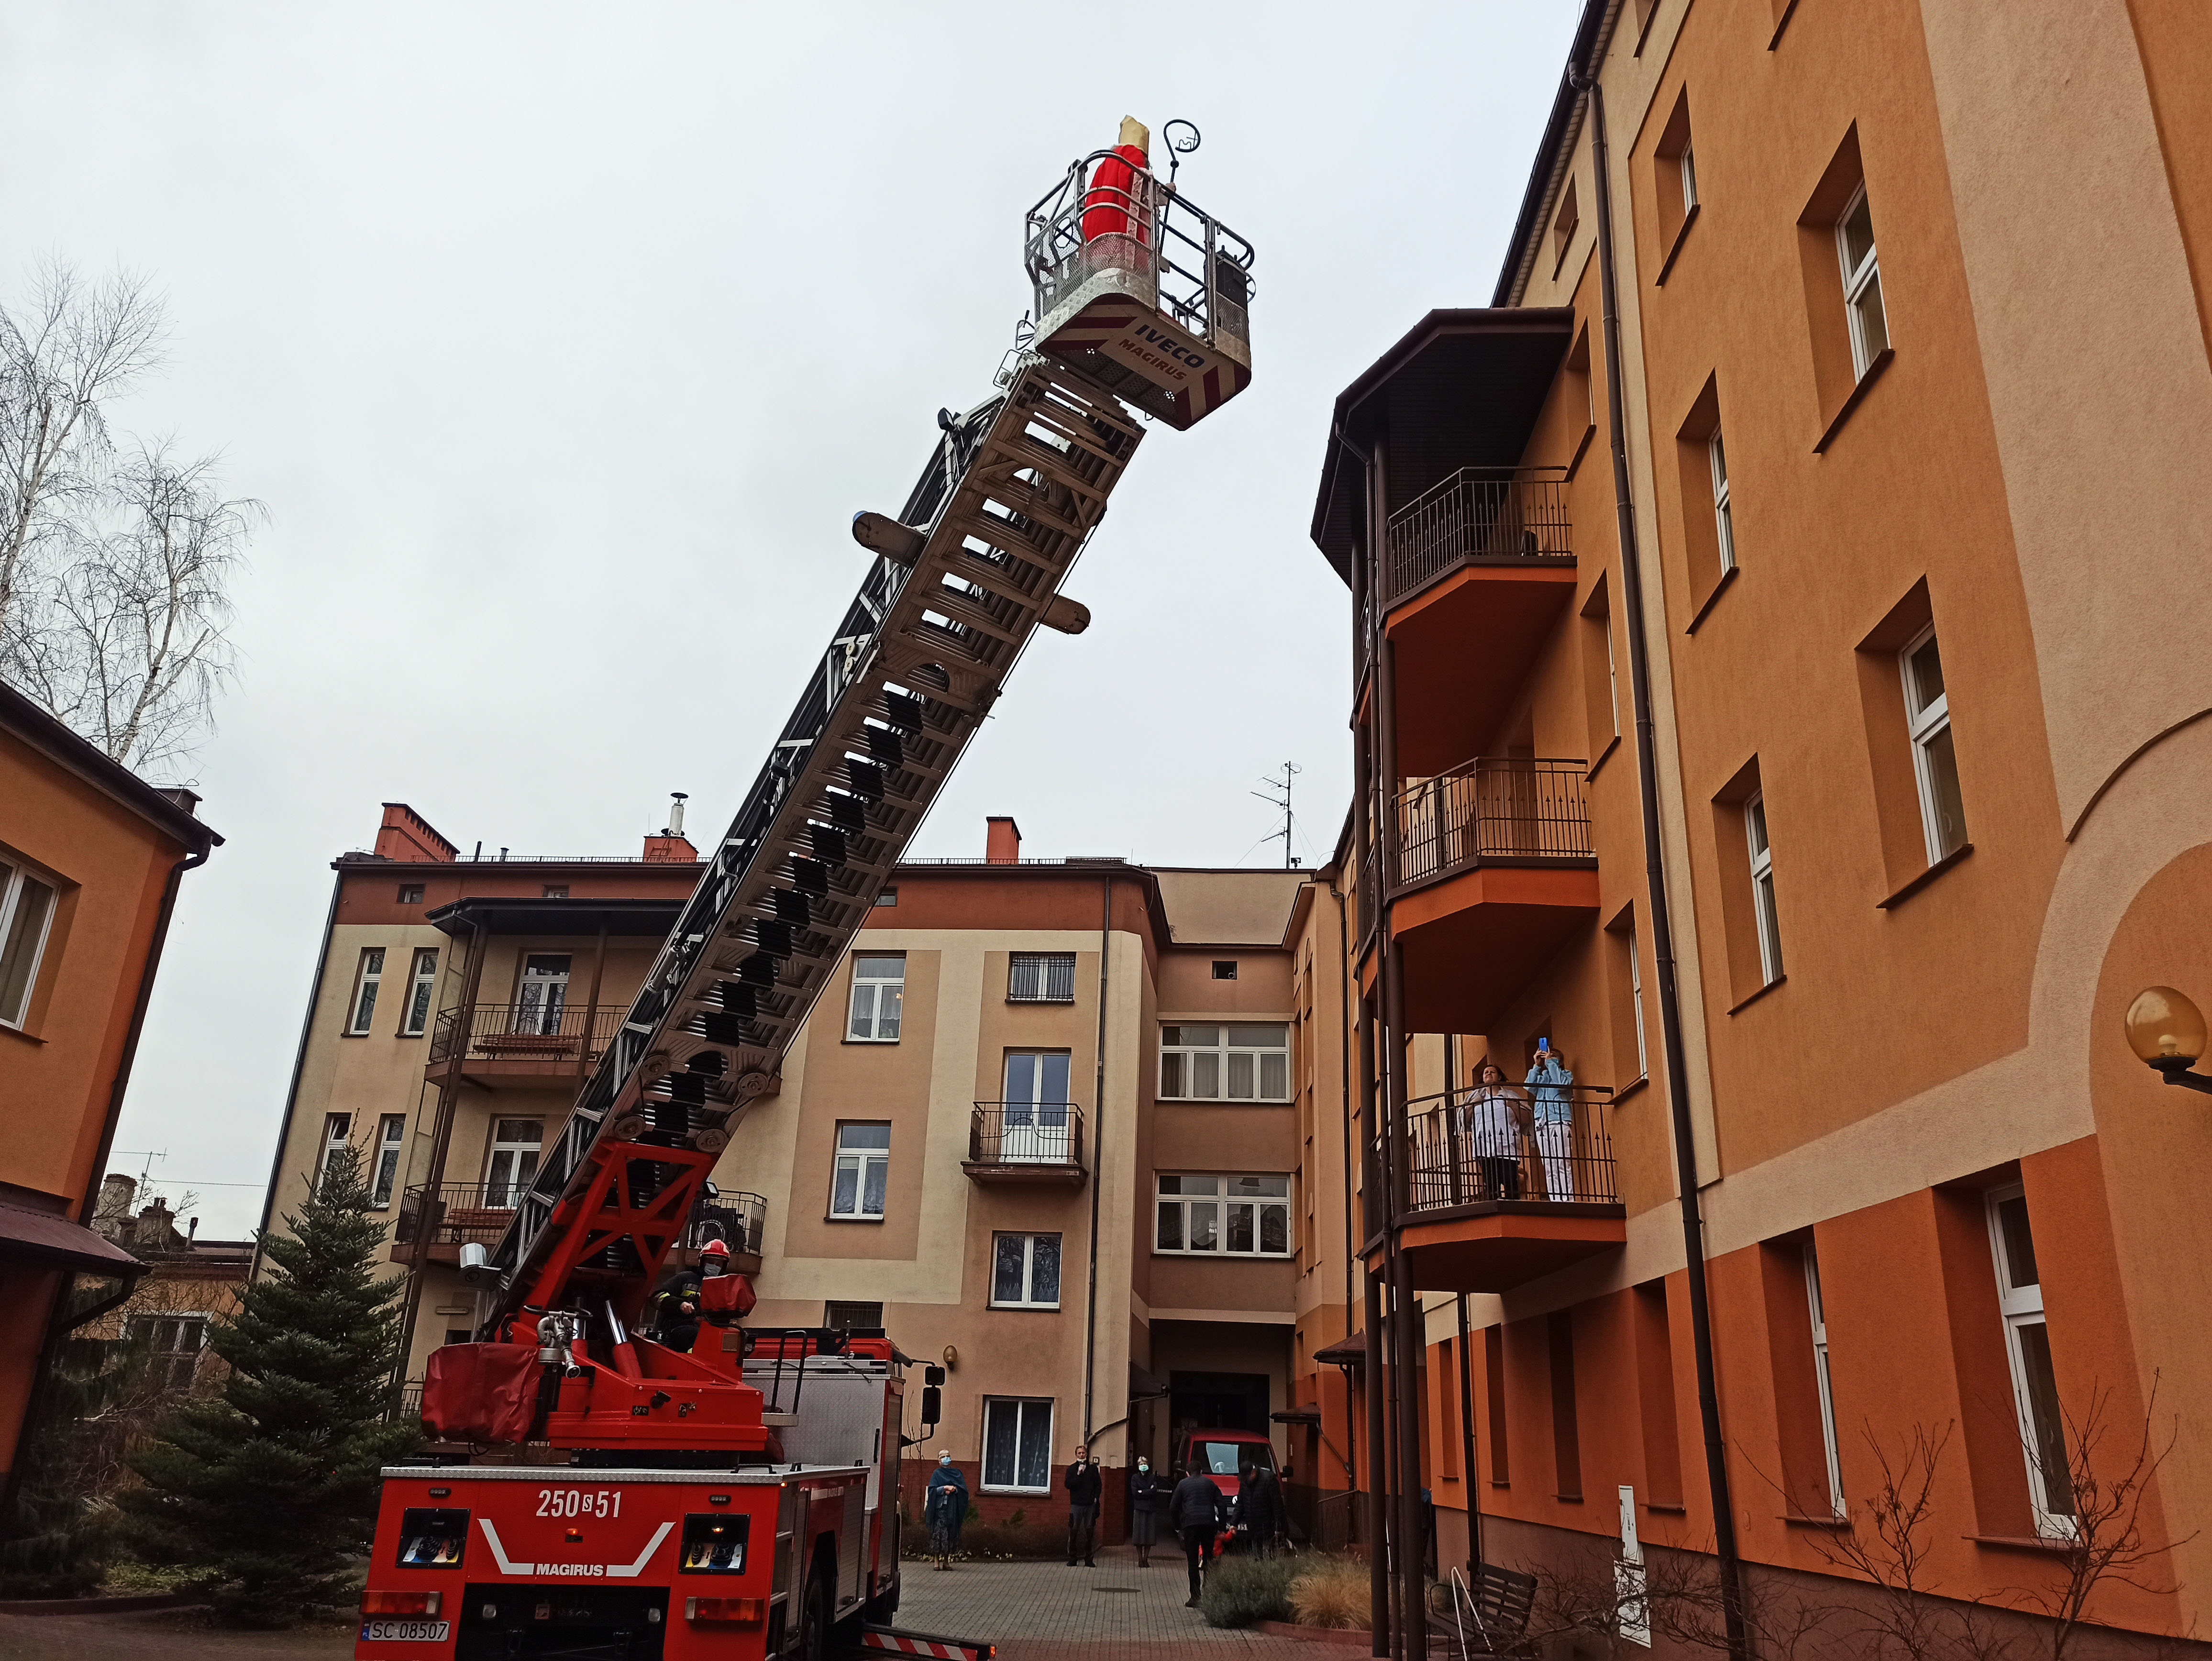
[1253, 761, 1302, 869]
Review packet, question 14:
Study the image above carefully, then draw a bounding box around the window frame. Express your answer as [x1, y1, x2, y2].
[1745, 791, 1783, 986]
[370, 1113, 408, 1209]
[1680, 138, 1699, 216]
[989, 1232, 1064, 1310]
[847, 953, 906, 1043]
[1154, 1173, 1294, 1259]
[316, 1113, 353, 1192]
[1709, 430, 1736, 575]
[981, 1396, 1055, 1494]
[484, 1118, 544, 1208]
[344, 947, 386, 1036]
[1157, 1023, 1292, 1103]
[1899, 623, 1966, 864]
[1007, 952, 1076, 1004]
[1803, 1240, 1846, 1518]
[127, 1312, 210, 1394]
[830, 1121, 892, 1221]
[1986, 1184, 2077, 1539]
[399, 947, 439, 1037]
[1836, 181, 1888, 379]
[0, 854, 59, 1032]
[1626, 923, 1648, 1078]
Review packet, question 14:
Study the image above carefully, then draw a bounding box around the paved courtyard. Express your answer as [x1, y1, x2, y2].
[0, 1549, 1357, 1661]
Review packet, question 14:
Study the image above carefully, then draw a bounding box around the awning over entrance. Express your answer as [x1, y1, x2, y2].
[1312, 1334, 1366, 1367]
[0, 1196, 145, 1276]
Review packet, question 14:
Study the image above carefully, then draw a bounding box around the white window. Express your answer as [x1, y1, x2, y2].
[316, 1113, 353, 1191]
[512, 953, 571, 1036]
[1159, 1024, 1290, 1102]
[484, 1118, 542, 1208]
[1001, 1052, 1073, 1163]
[400, 947, 439, 1037]
[128, 1314, 209, 1394]
[1008, 952, 1075, 1003]
[1987, 1185, 2076, 1537]
[370, 1114, 408, 1209]
[1900, 625, 1967, 864]
[345, 948, 386, 1035]
[0, 855, 59, 1030]
[1803, 1240, 1845, 1518]
[847, 953, 905, 1042]
[1709, 430, 1736, 574]
[830, 1122, 891, 1220]
[1745, 791, 1783, 986]
[1680, 140, 1699, 215]
[1626, 924, 1648, 1078]
[991, 1233, 1062, 1309]
[1156, 1174, 1292, 1257]
[1836, 182, 1889, 378]
[982, 1396, 1054, 1493]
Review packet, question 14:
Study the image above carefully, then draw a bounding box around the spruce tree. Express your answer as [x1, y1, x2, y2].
[122, 1145, 418, 1626]
[0, 1311, 149, 1596]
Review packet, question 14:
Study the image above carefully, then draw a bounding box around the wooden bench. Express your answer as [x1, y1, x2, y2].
[1430, 1563, 1537, 1658]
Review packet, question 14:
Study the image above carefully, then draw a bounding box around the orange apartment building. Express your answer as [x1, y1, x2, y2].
[0, 680, 220, 1501]
[1300, 0, 2212, 1655]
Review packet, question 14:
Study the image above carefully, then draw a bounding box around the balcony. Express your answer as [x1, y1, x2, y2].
[392, 1183, 767, 1273]
[1382, 468, 1578, 779]
[1385, 758, 1599, 1032]
[426, 1003, 625, 1086]
[964, 1102, 1087, 1185]
[1384, 1087, 1624, 1293]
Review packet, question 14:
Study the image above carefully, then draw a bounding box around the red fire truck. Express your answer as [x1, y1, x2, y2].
[354, 121, 1253, 1661]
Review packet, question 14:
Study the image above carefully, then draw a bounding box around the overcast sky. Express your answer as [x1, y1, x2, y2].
[4, 3, 1576, 1235]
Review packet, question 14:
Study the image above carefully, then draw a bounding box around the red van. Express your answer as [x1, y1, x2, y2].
[1174, 1427, 1278, 1504]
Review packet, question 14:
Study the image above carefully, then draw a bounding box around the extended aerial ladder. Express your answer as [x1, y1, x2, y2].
[359, 124, 1254, 1661]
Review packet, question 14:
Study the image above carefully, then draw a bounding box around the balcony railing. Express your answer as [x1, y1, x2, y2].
[427, 1003, 626, 1073]
[967, 1102, 1086, 1172]
[395, 1181, 521, 1251]
[1384, 467, 1571, 607]
[1394, 757, 1592, 891]
[1394, 1085, 1618, 1215]
[687, 1191, 768, 1259]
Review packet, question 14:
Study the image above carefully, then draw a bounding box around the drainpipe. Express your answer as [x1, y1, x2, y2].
[1081, 874, 1109, 1447]
[1331, 880, 1354, 1389]
[248, 866, 343, 1287]
[1571, 58, 1749, 1661]
[1360, 998, 1390, 1661]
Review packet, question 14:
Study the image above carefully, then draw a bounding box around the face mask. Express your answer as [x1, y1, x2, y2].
[1138, 1462, 1149, 1472]
[939, 1457, 951, 1466]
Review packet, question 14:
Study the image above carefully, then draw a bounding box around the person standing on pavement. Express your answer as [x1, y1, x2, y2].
[1127, 1455, 1165, 1569]
[1063, 1443, 1102, 1567]
[1170, 1463, 1227, 1608]
[1237, 1457, 1285, 1560]
[924, 1451, 968, 1570]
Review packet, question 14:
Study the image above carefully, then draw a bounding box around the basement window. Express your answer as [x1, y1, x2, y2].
[1211, 960, 1238, 980]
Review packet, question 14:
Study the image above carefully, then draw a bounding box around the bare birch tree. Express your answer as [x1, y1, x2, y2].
[0, 260, 253, 772]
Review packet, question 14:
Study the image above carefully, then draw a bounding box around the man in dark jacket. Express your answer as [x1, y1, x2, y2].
[1237, 1457, 1285, 1559]
[1169, 1465, 1227, 1607]
[1063, 1444, 1102, 1567]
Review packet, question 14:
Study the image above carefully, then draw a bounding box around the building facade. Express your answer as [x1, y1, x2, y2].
[1303, 0, 2212, 1654]
[0, 681, 219, 1501]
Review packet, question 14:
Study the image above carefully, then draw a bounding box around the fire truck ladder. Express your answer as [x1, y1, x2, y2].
[484, 357, 1143, 1324]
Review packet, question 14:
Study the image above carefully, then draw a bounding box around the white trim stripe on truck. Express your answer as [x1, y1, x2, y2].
[476, 1518, 674, 1579]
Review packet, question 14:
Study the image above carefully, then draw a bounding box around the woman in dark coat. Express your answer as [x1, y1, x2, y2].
[1127, 1455, 1166, 1568]
[924, 1453, 969, 1568]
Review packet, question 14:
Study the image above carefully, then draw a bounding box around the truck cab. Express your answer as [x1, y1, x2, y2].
[1174, 1427, 1278, 1505]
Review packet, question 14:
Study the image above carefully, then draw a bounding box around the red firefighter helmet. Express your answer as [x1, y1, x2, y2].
[701, 1238, 730, 1258]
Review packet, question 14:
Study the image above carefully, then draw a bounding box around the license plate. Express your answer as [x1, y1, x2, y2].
[362, 1619, 450, 1642]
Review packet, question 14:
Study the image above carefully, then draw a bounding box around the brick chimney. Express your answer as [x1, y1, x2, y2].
[644, 792, 698, 863]
[986, 816, 1021, 864]
[375, 803, 458, 863]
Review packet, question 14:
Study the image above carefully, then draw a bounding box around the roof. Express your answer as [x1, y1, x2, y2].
[424, 895, 690, 938]
[0, 1191, 145, 1276]
[1313, 1333, 1367, 1366]
[0, 679, 221, 857]
[1309, 308, 1578, 579]
[1491, 0, 1618, 309]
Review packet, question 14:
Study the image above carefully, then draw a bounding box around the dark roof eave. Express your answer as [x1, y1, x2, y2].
[1493, 0, 1618, 308]
[0, 680, 221, 856]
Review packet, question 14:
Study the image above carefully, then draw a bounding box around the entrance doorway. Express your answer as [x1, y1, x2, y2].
[1169, 1370, 1271, 1440]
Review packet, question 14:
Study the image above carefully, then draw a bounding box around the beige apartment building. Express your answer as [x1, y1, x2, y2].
[261, 803, 1354, 1539]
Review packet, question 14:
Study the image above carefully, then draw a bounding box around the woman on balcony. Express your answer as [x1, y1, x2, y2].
[1526, 1040, 1578, 1202]
[1459, 1062, 1530, 1203]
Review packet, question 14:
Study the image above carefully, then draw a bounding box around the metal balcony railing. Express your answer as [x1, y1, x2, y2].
[1394, 757, 1592, 890]
[1383, 467, 1571, 606]
[427, 1003, 627, 1072]
[686, 1191, 768, 1258]
[395, 1182, 522, 1250]
[1389, 1085, 1618, 1215]
[968, 1102, 1086, 1170]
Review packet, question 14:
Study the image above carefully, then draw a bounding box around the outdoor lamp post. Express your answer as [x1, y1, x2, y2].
[2124, 986, 2212, 1094]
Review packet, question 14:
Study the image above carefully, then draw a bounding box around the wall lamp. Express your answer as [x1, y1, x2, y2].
[2124, 986, 2212, 1094]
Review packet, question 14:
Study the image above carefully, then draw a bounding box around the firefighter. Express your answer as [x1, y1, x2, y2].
[650, 1238, 729, 1353]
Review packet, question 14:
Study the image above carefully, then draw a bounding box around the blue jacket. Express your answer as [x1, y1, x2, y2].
[925, 1464, 969, 1521]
